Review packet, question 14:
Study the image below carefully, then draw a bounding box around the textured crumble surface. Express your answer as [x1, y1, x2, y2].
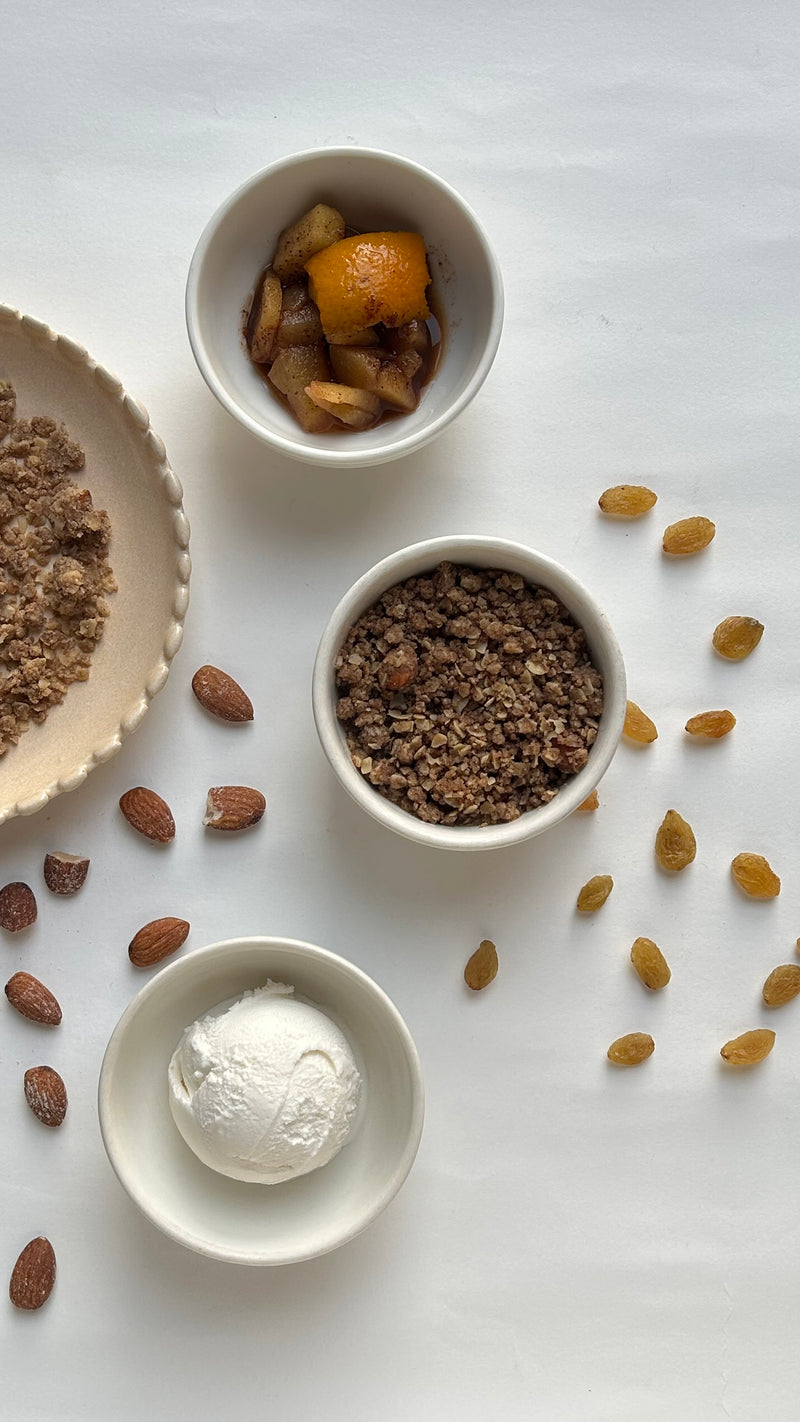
[335, 561, 604, 827]
[0, 382, 117, 757]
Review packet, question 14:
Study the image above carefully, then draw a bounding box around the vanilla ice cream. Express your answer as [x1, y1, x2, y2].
[168, 981, 361, 1184]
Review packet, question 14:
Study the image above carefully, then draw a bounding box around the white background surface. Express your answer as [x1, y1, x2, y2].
[2, 2, 799, 1417]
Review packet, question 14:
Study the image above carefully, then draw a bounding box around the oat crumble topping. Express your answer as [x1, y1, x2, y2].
[0, 381, 116, 757]
[335, 561, 604, 827]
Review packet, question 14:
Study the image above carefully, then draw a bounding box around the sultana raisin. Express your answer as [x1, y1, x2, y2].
[731, 852, 780, 898]
[575, 790, 599, 812]
[655, 809, 696, 871]
[607, 1032, 655, 1066]
[598, 485, 658, 517]
[762, 965, 800, 1007]
[720, 1029, 775, 1065]
[684, 709, 736, 738]
[662, 516, 716, 556]
[630, 937, 671, 990]
[576, 874, 614, 912]
[712, 616, 764, 661]
[623, 700, 658, 744]
[464, 939, 498, 991]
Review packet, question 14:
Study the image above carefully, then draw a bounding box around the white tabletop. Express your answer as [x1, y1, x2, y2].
[3, 2, 800, 1418]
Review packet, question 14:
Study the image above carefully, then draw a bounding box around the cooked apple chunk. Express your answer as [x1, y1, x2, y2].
[329, 346, 422, 412]
[269, 346, 334, 432]
[387, 319, 432, 360]
[272, 204, 346, 282]
[305, 380, 381, 430]
[327, 326, 381, 347]
[274, 301, 324, 349]
[248, 271, 282, 363]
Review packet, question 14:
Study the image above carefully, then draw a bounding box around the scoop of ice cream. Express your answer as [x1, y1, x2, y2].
[168, 981, 361, 1184]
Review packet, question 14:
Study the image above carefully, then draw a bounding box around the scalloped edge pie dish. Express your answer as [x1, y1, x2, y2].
[0, 304, 191, 824]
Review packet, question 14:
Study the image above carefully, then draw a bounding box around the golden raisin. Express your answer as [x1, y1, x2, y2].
[762, 965, 800, 1007]
[623, 700, 658, 744]
[464, 939, 498, 991]
[576, 875, 614, 912]
[684, 710, 736, 738]
[607, 1032, 655, 1066]
[720, 1029, 775, 1065]
[575, 790, 599, 812]
[662, 516, 716, 556]
[731, 853, 780, 898]
[630, 937, 671, 990]
[655, 810, 696, 871]
[598, 485, 658, 517]
[712, 616, 764, 661]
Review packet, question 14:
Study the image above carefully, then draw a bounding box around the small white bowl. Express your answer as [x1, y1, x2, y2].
[186, 147, 503, 467]
[312, 536, 627, 851]
[98, 937, 424, 1266]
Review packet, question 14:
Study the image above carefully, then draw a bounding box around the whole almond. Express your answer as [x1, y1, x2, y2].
[0, 881, 37, 932]
[5, 972, 62, 1026]
[203, 785, 266, 832]
[464, 939, 498, 991]
[9, 1237, 56, 1311]
[24, 1066, 68, 1127]
[43, 852, 90, 896]
[192, 665, 254, 722]
[119, 787, 175, 843]
[129, 917, 190, 968]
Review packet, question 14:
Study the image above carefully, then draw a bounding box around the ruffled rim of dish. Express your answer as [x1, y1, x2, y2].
[0, 302, 191, 824]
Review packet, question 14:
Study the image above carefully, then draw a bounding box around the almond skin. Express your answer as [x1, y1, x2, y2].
[24, 1066, 68, 1127]
[0, 881, 37, 932]
[192, 665, 254, 722]
[9, 1237, 56, 1310]
[129, 917, 190, 968]
[43, 852, 90, 896]
[203, 786, 266, 832]
[119, 787, 175, 843]
[5, 972, 62, 1026]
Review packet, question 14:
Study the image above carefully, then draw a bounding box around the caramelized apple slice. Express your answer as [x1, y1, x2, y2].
[274, 302, 324, 348]
[386, 319, 432, 360]
[305, 380, 381, 430]
[248, 271, 282, 363]
[280, 280, 310, 313]
[329, 346, 422, 412]
[273, 204, 346, 281]
[327, 326, 381, 347]
[269, 346, 334, 432]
